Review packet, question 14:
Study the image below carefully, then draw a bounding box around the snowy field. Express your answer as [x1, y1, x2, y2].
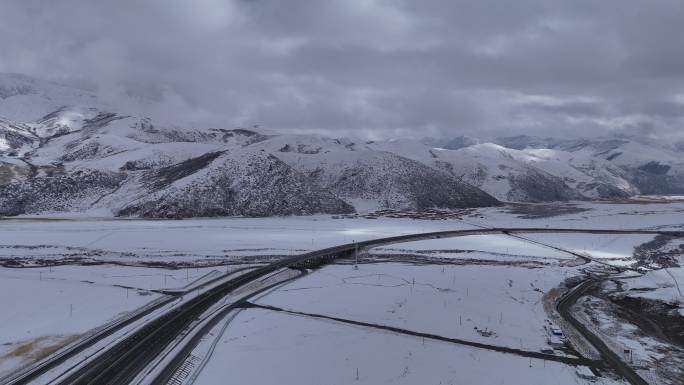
[619, 267, 684, 309]
[1, 201, 681, 266]
[0, 264, 241, 376]
[473, 201, 684, 231]
[192, 308, 625, 385]
[0, 271, 161, 376]
[370, 234, 574, 261]
[625, 241, 684, 310]
[517, 233, 659, 267]
[0, 216, 477, 265]
[254, 262, 581, 352]
[0, 201, 682, 383]
[0, 264, 223, 292]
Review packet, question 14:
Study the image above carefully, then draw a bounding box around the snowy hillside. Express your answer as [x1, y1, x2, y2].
[251, 135, 500, 210]
[0, 117, 35, 155]
[0, 73, 99, 122]
[116, 149, 355, 218]
[497, 135, 684, 195]
[0, 73, 682, 217]
[0, 75, 500, 216]
[368, 140, 635, 202]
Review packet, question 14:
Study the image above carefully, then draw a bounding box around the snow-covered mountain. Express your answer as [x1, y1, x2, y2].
[0, 74, 682, 217]
[249, 135, 499, 211]
[0, 73, 99, 123]
[366, 139, 637, 202]
[0, 117, 35, 155]
[495, 135, 684, 195]
[0, 75, 503, 217]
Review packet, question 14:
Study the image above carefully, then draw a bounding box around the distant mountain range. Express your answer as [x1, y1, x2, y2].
[1, 74, 682, 218]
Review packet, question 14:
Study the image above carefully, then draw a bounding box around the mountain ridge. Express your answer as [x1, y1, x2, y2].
[1, 74, 682, 217]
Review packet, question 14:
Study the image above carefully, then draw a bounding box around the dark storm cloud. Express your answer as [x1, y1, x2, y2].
[1, 0, 683, 140]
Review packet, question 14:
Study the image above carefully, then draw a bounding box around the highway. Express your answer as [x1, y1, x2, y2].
[3, 227, 680, 385]
[0, 268, 257, 385]
[556, 278, 649, 385]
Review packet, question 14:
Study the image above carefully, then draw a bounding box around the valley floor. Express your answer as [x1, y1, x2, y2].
[0, 201, 682, 384]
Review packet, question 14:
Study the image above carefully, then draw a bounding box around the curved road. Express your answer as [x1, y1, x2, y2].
[556, 278, 649, 385]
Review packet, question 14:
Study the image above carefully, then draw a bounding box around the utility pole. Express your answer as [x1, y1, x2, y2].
[353, 240, 359, 270]
[69, 304, 73, 317]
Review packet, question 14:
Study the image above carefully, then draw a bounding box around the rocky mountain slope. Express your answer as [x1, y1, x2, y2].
[1, 73, 682, 217]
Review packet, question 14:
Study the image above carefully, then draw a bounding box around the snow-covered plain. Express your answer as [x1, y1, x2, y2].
[0, 216, 476, 265]
[0, 264, 221, 292]
[254, 262, 580, 352]
[619, 267, 684, 314]
[0, 271, 160, 375]
[0, 201, 681, 383]
[472, 201, 684, 231]
[1, 201, 682, 266]
[192, 308, 624, 385]
[0, 216, 477, 377]
[371, 234, 574, 260]
[517, 233, 658, 267]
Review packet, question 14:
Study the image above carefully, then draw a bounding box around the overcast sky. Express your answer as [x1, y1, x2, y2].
[1, 0, 684, 141]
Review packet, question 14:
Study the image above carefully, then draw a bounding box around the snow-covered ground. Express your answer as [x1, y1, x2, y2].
[1, 201, 682, 266]
[254, 262, 580, 352]
[473, 201, 684, 231]
[573, 295, 684, 385]
[0, 216, 477, 265]
[517, 233, 658, 267]
[192, 308, 625, 385]
[0, 264, 221, 292]
[0, 201, 681, 383]
[0, 271, 161, 376]
[619, 267, 684, 310]
[370, 234, 574, 260]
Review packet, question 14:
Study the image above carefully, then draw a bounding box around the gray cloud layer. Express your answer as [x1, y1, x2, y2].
[1, 0, 684, 140]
